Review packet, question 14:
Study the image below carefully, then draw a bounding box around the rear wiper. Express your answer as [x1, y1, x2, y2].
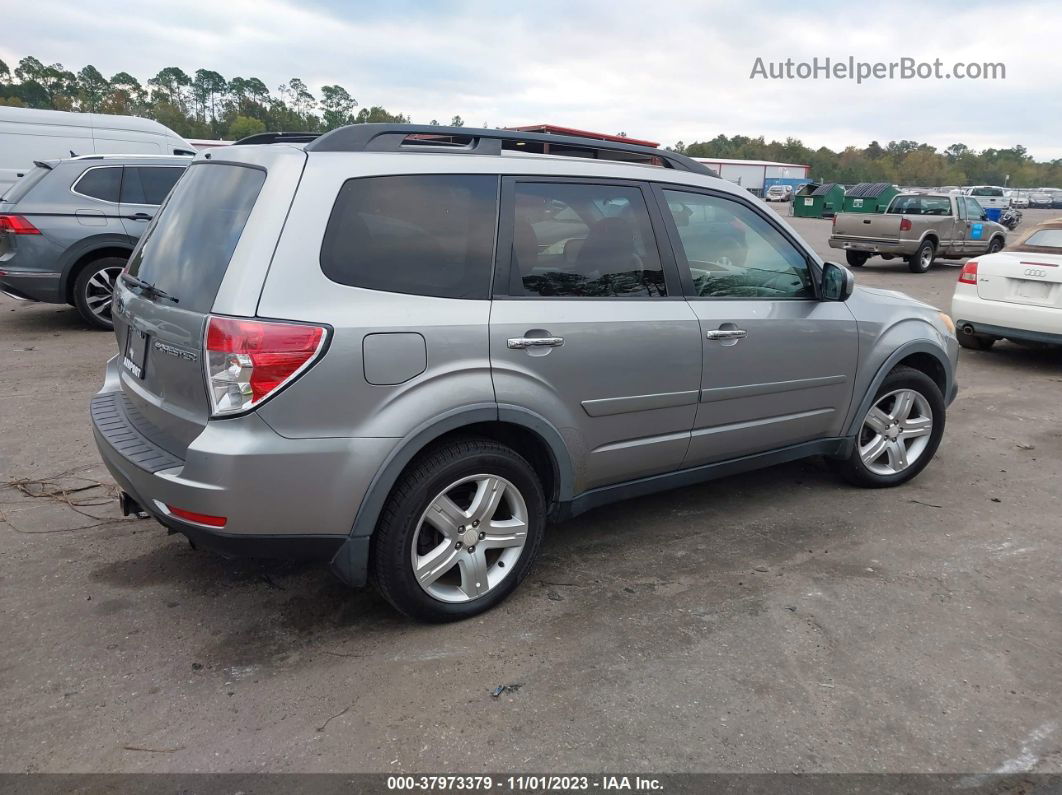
[121, 273, 179, 304]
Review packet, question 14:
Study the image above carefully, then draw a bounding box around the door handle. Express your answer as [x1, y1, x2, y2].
[706, 329, 747, 341]
[126, 213, 152, 221]
[507, 336, 565, 349]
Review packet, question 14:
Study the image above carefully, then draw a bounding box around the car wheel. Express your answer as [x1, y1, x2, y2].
[371, 437, 546, 622]
[988, 237, 1004, 254]
[958, 332, 996, 351]
[907, 240, 936, 273]
[831, 366, 945, 488]
[73, 256, 126, 330]
[845, 251, 870, 267]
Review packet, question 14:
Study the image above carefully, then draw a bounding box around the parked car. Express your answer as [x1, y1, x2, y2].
[1044, 189, 1062, 209]
[1008, 190, 1030, 209]
[964, 185, 1010, 212]
[829, 193, 1007, 272]
[952, 217, 1062, 350]
[765, 184, 792, 202]
[91, 125, 958, 621]
[1029, 191, 1054, 209]
[0, 106, 194, 197]
[0, 154, 190, 328]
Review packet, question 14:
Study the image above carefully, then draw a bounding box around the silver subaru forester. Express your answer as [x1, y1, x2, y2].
[91, 125, 958, 621]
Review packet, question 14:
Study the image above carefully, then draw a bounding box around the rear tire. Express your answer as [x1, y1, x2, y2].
[907, 240, 936, 273]
[830, 366, 945, 488]
[845, 251, 870, 267]
[370, 437, 546, 622]
[958, 333, 996, 351]
[73, 256, 126, 330]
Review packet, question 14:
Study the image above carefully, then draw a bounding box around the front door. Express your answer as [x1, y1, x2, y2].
[960, 197, 990, 255]
[489, 178, 703, 492]
[653, 186, 859, 466]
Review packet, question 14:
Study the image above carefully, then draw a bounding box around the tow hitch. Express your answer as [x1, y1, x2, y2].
[119, 491, 149, 519]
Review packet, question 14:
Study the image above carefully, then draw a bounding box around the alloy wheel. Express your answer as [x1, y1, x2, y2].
[411, 474, 528, 603]
[859, 388, 934, 476]
[83, 265, 124, 322]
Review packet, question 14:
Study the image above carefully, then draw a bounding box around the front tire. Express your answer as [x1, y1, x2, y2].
[370, 438, 546, 622]
[73, 256, 126, 330]
[831, 366, 945, 488]
[846, 251, 870, 267]
[907, 240, 936, 273]
[987, 237, 1004, 254]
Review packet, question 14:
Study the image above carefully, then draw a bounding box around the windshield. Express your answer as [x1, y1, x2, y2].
[1024, 229, 1062, 248]
[126, 162, 264, 313]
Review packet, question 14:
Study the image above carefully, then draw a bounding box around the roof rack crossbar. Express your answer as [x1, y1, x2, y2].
[304, 124, 716, 176]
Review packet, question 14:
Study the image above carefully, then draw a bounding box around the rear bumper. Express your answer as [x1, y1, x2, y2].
[0, 269, 63, 302]
[952, 290, 1062, 340]
[828, 237, 907, 256]
[90, 357, 397, 576]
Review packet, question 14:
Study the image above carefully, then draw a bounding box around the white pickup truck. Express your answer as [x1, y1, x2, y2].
[828, 192, 1008, 273]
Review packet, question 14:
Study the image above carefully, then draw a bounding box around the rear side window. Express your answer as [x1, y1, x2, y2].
[320, 175, 498, 299]
[126, 163, 265, 313]
[121, 166, 184, 205]
[72, 167, 122, 203]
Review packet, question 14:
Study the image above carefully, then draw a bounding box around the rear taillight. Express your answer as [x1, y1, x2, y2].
[166, 505, 227, 528]
[958, 260, 978, 285]
[205, 316, 327, 416]
[899, 218, 912, 232]
[0, 214, 41, 235]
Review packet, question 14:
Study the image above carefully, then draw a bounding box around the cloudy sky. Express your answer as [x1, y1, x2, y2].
[4, 0, 1060, 158]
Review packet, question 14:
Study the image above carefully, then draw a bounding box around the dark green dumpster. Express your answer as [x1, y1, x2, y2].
[842, 183, 899, 213]
[793, 182, 845, 218]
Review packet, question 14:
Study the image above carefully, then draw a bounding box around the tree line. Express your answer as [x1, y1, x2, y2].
[0, 55, 462, 141]
[1, 55, 1059, 187]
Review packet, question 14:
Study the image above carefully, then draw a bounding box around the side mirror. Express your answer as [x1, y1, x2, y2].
[821, 261, 854, 301]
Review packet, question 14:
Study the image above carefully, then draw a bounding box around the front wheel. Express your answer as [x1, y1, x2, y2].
[846, 251, 870, 267]
[907, 240, 936, 273]
[987, 237, 1005, 254]
[73, 256, 126, 330]
[371, 438, 546, 621]
[831, 366, 945, 488]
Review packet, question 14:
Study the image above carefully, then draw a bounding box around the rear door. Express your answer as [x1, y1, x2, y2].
[118, 165, 185, 237]
[113, 160, 269, 456]
[489, 177, 702, 491]
[654, 186, 858, 466]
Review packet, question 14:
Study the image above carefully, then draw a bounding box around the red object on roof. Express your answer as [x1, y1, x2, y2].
[507, 124, 659, 149]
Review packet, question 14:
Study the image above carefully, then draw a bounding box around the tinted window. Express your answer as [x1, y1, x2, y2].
[663, 189, 813, 299]
[126, 163, 264, 313]
[887, 196, 952, 216]
[73, 167, 122, 203]
[121, 166, 184, 205]
[320, 175, 498, 299]
[970, 187, 1003, 197]
[507, 182, 665, 297]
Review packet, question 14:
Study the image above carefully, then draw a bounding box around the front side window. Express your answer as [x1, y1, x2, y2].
[662, 189, 814, 299]
[508, 182, 665, 298]
[72, 166, 122, 203]
[965, 198, 987, 219]
[320, 174, 498, 299]
[121, 166, 184, 205]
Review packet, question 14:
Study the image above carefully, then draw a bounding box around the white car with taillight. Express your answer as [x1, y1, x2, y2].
[951, 218, 1062, 350]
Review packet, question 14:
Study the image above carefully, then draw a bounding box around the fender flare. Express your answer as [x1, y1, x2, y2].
[330, 404, 574, 587]
[58, 235, 134, 292]
[843, 340, 953, 437]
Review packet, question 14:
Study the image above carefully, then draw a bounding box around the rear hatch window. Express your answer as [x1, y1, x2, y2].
[126, 162, 265, 313]
[0, 164, 53, 203]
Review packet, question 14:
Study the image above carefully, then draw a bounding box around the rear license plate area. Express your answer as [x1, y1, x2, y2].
[1015, 280, 1051, 301]
[123, 327, 149, 379]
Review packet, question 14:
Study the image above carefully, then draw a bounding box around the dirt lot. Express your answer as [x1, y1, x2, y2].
[1, 207, 1059, 774]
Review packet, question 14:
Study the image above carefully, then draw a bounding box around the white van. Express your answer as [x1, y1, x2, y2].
[0, 106, 195, 196]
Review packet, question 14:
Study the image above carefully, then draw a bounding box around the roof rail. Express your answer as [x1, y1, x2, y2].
[304, 124, 716, 176]
[231, 131, 321, 146]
